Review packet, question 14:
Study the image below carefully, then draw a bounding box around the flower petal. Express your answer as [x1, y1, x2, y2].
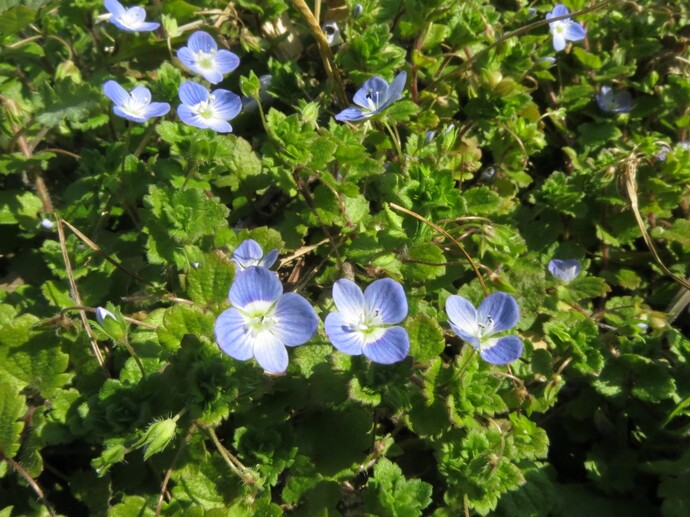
[127, 6, 146, 23]
[103, 80, 129, 107]
[478, 292, 519, 333]
[143, 102, 171, 119]
[178, 81, 208, 106]
[201, 69, 224, 85]
[324, 311, 364, 355]
[548, 259, 581, 282]
[212, 90, 242, 120]
[214, 307, 254, 361]
[550, 4, 570, 18]
[479, 335, 523, 365]
[229, 266, 282, 308]
[552, 33, 566, 52]
[260, 249, 279, 269]
[271, 293, 318, 346]
[335, 107, 368, 122]
[446, 295, 479, 336]
[204, 117, 233, 133]
[233, 239, 264, 269]
[130, 85, 151, 105]
[379, 70, 406, 110]
[187, 31, 217, 53]
[564, 22, 586, 41]
[113, 106, 146, 123]
[614, 91, 633, 113]
[364, 278, 407, 324]
[104, 0, 125, 17]
[177, 105, 206, 128]
[131, 21, 160, 32]
[252, 332, 289, 373]
[332, 278, 365, 321]
[176, 47, 197, 71]
[363, 326, 410, 364]
[215, 49, 240, 75]
[353, 76, 388, 109]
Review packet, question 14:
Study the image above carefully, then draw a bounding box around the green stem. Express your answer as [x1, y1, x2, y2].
[383, 119, 404, 165]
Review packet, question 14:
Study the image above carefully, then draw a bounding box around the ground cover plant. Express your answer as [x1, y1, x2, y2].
[1, 0, 690, 515]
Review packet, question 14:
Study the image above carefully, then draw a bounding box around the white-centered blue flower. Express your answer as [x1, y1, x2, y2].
[232, 239, 279, 272]
[546, 4, 586, 52]
[177, 81, 242, 133]
[177, 31, 240, 85]
[214, 267, 318, 374]
[324, 278, 410, 364]
[596, 85, 633, 114]
[104, 0, 159, 32]
[103, 80, 170, 123]
[446, 292, 523, 365]
[548, 259, 582, 283]
[335, 71, 407, 122]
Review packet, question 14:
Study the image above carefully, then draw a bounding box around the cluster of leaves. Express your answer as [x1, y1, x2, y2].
[2, 0, 690, 515]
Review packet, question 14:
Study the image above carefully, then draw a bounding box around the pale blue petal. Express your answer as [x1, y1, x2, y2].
[233, 239, 264, 269]
[363, 326, 410, 364]
[564, 22, 586, 41]
[178, 81, 208, 106]
[364, 278, 407, 324]
[446, 295, 479, 335]
[353, 76, 388, 109]
[131, 21, 160, 32]
[480, 335, 523, 365]
[324, 312, 364, 355]
[614, 91, 633, 113]
[335, 107, 368, 122]
[332, 279, 364, 321]
[113, 106, 146, 123]
[110, 19, 137, 32]
[214, 308, 254, 361]
[252, 332, 288, 373]
[201, 69, 224, 85]
[271, 293, 318, 346]
[548, 259, 581, 282]
[188, 31, 217, 53]
[142, 102, 170, 119]
[177, 105, 207, 129]
[550, 4, 570, 18]
[478, 292, 519, 333]
[229, 266, 282, 307]
[212, 90, 242, 120]
[176, 47, 197, 70]
[260, 249, 279, 269]
[104, 0, 125, 17]
[130, 85, 151, 104]
[215, 50, 240, 74]
[127, 6, 146, 23]
[204, 117, 233, 133]
[448, 321, 480, 348]
[552, 33, 566, 52]
[380, 70, 406, 109]
[103, 80, 129, 106]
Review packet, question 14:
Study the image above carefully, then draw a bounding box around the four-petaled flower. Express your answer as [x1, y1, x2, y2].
[325, 278, 410, 364]
[104, 0, 159, 32]
[548, 259, 582, 283]
[103, 80, 170, 123]
[215, 267, 318, 374]
[177, 81, 242, 133]
[232, 239, 279, 272]
[546, 4, 586, 52]
[335, 71, 407, 122]
[446, 292, 523, 365]
[596, 86, 633, 114]
[177, 31, 240, 84]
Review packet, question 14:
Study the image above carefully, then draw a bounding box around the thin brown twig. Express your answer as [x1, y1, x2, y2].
[2, 454, 57, 517]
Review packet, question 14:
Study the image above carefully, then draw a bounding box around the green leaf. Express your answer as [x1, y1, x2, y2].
[0, 383, 26, 459]
[402, 242, 446, 281]
[407, 313, 445, 363]
[364, 457, 433, 517]
[0, 5, 35, 36]
[186, 253, 235, 305]
[0, 190, 43, 228]
[572, 47, 602, 69]
[157, 304, 215, 352]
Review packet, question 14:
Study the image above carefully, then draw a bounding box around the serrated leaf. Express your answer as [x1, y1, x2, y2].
[0, 383, 26, 458]
[364, 457, 433, 517]
[157, 304, 215, 352]
[407, 313, 445, 363]
[186, 253, 235, 305]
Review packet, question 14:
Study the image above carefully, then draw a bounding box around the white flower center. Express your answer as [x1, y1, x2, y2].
[240, 300, 277, 337]
[365, 88, 382, 111]
[192, 96, 216, 120]
[121, 95, 147, 118]
[475, 315, 495, 340]
[195, 50, 217, 71]
[553, 21, 567, 35]
[348, 308, 385, 343]
[118, 10, 141, 29]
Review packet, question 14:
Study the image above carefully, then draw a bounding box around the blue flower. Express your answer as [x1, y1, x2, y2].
[232, 239, 279, 272]
[104, 0, 159, 32]
[96, 306, 116, 324]
[177, 81, 242, 133]
[546, 4, 586, 52]
[103, 80, 170, 123]
[657, 141, 690, 161]
[215, 267, 319, 374]
[446, 292, 523, 365]
[548, 259, 582, 283]
[324, 278, 410, 364]
[596, 86, 633, 114]
[177, 31, 240, 85]
[335, 71, 407, 122]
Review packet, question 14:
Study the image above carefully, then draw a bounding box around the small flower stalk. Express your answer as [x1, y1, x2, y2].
[335, 71, 407, 122]
[446, 292, 523, 365]
[215, 267, 318, 374]
[325, 278, 410, 364]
